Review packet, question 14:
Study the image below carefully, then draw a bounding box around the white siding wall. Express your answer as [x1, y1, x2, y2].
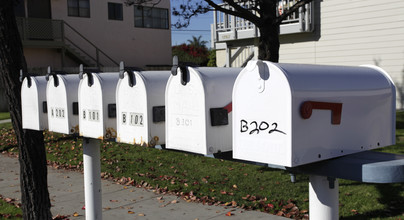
[279, 0, 404, 107]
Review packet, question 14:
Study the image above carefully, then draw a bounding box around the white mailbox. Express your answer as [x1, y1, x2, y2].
[46, 70, 80, 134]
[21, 72, 48, 130]
[166, 64, 242, 155]
[233, 60, 396, 167]
[78, 69, 119, 139]
[116, 68, 170, 146]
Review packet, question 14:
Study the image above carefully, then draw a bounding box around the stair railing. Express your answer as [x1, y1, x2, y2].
[62, 21, 119, 67]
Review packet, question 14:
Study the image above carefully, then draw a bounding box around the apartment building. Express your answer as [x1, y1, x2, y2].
[14, 0, 172, 72]
[212, 0, 404, 108]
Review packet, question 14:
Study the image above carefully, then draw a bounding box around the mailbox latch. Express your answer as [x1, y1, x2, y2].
[153, 106, 165, 123]
[108, 104, 116, 118]
[210, 103, 232, 126]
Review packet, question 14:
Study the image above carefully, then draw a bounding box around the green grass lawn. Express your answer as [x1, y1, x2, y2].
[0, 112, 403, 219]
[0, 195, 22, 219]
[0, 112, 10, 121]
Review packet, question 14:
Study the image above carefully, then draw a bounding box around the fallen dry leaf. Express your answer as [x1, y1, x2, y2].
[138, 213, 145, 216]
[225, 211, 233, 216]
[171, 200, 179, 204]
[128, 211, 135, 214]
[73, 212, 79, 217]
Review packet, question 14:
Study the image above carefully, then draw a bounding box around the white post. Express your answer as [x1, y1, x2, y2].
[83, 138, 102, 220]
[309, 175, 339, 220]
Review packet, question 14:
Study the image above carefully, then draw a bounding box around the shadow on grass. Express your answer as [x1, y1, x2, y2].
[341, 183, 404, 219]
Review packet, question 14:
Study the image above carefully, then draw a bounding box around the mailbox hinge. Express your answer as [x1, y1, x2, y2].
[45, 66, 67, 87]
[79, 64, 95, 87]
[171, 56, 189, 86]
[19, 70, 32, 88]
[119, 61, 142, 87]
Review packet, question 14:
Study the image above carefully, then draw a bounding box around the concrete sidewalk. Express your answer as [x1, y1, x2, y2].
[0, 154, 286, 219]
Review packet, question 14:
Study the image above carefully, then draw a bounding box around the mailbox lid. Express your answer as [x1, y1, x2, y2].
[21, 76, 48, 130]
[47, 74, 80, 134]
[79, 72, 119, 139]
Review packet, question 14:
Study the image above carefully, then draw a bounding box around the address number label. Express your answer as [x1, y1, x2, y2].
[129, 112, 144, 127]
[82, 109, 100, 122]
[51, 107, 66, 118]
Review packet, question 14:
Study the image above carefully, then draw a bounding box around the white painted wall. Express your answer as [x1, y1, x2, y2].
[50, 0, 172, 68]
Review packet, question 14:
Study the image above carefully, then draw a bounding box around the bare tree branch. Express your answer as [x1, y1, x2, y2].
[205, 0, 260, 25]
[275, 0, 314, 25]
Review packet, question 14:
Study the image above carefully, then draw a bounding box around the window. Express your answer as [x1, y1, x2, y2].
[108, 3, 123, 20]
[134, 6, 169, 29]
[68, 0, 90, 18]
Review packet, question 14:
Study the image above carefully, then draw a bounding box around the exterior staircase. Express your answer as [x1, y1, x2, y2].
[16, 17, 118, 70]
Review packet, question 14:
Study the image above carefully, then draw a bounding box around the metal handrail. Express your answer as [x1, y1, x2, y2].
[62, 21, 119, 67]
[65, 37, 97, 65]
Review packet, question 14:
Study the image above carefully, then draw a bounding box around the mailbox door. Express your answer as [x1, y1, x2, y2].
[47, 76, 69, 133]
[166, 68, 207, 154]
[47, 75, 79, 134]
[116, 72, 149, 145]
[99, 73, 119, 139]
[79, 73, 104, 138]
[21, 76, 48, 130]
[143, 71, 170, 146]
[64, 75, 80, 134]
[233, 61, 293, 167]
[201, 67, 241, 154]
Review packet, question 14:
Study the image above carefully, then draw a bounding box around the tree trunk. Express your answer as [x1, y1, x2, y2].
[257, 0, 280, 63]
[258, 24, 280, 63]
[0, 1, 52, 219]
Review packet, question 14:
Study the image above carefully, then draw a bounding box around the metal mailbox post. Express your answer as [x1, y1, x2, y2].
[165, 61, 242, 155]
[46, 68, 80, 134]
[233, 60, 396, 167]
[116, 66, 170, 146]
[20, 72, 48, 131]
[232, 60, 398, 220]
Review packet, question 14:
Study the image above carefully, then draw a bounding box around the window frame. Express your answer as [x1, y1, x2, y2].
[108, 2, 123, 21]
[68, 0, 90, 18]
[134, 6, 169, 30]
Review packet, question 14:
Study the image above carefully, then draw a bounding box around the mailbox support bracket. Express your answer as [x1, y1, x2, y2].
[285, 151, 404, 220]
